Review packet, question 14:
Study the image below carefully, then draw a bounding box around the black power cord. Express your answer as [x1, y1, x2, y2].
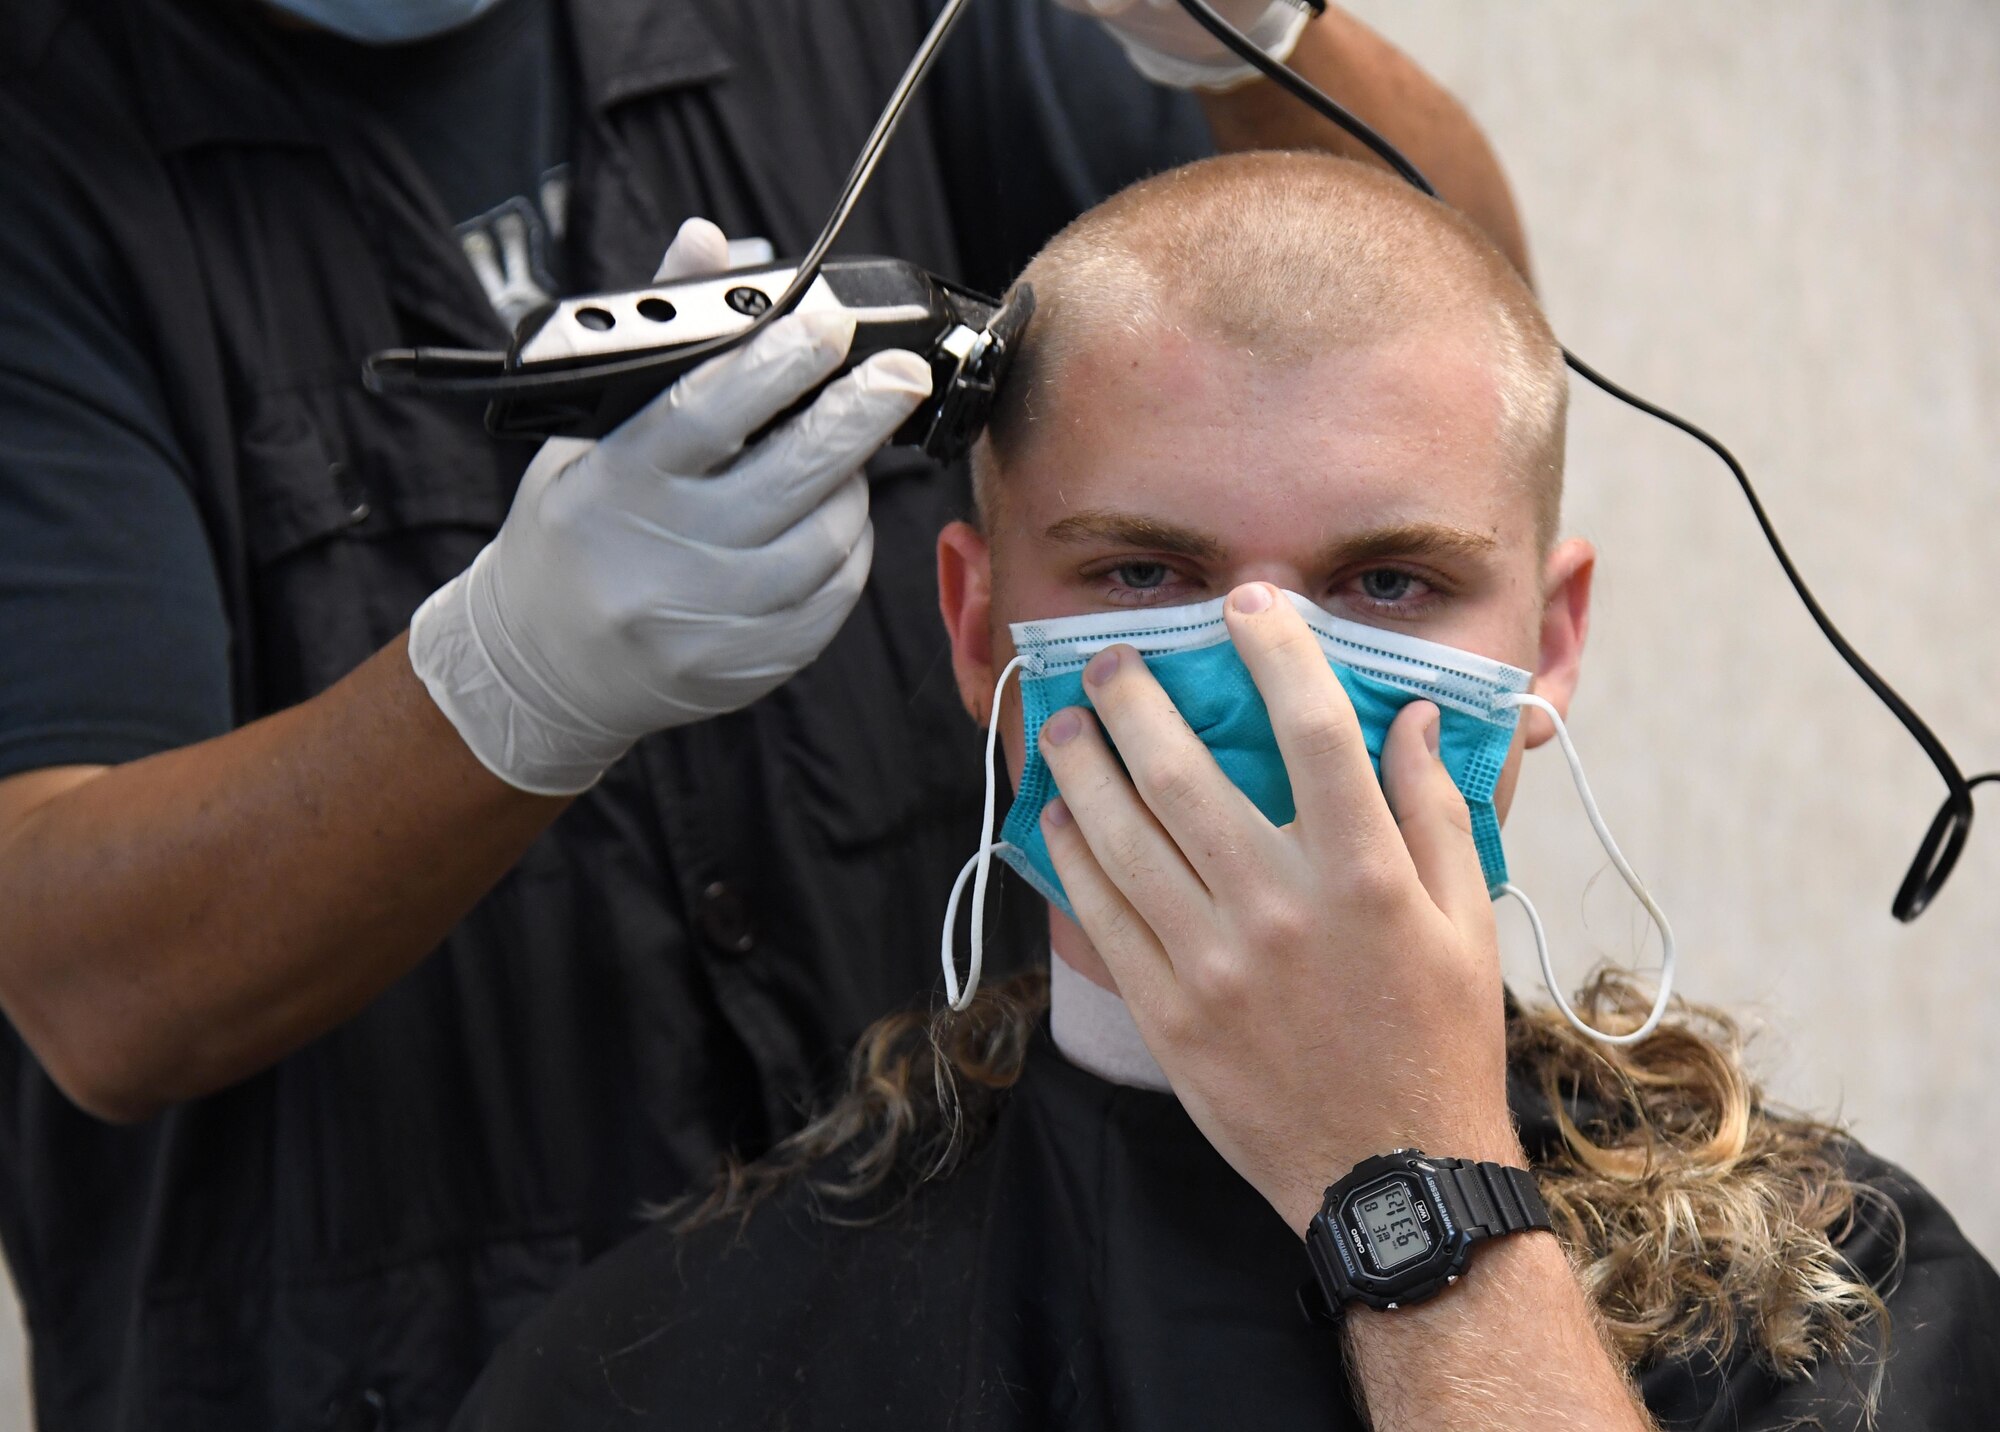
[585, 0, 977, 370]
[1173, 0, 1995, 920]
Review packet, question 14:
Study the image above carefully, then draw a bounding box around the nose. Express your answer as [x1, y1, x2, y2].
[1228, 564, 1307, 598]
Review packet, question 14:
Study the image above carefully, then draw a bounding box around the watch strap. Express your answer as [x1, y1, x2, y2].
[1432, 1159, 1552, 1240]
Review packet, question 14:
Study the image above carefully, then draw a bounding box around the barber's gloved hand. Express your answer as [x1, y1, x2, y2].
[1056, 0, 1314, 91]
[409, 220, 934, 796]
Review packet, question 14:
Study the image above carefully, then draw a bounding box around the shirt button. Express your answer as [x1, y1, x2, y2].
[697, 881, 756, 954]
[331, 462, 371, 526]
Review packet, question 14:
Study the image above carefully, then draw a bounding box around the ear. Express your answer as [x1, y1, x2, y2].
[1522, 536, 1595, 749]
[938, 520, 997, 722]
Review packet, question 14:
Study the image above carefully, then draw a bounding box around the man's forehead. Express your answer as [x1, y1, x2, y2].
[1038, 323, 1512, 464]
[997, 329, 1533, 554]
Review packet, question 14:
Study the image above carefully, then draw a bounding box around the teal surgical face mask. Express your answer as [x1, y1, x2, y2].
[258, 0, 504, 44]
[941, 590, 1676, 1047]
[1003, 591, 1528, 911]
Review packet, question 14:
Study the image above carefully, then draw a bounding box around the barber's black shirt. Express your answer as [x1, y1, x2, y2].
[0, 2, 1209, 1429]
[452, 1036, 2000, 1432]
[268, 0, 578, 315]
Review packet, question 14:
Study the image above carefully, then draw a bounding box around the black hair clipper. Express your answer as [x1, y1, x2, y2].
[363, 258, 1034, 464]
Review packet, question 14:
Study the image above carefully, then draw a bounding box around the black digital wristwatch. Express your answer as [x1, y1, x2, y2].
[1299, 1149, 1552, 1321]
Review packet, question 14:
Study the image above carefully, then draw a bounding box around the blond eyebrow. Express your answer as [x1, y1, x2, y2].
[1318, 521, 1500, 568]
[1041, 509, 1499, 567]
[1041, 510, 1225, 560]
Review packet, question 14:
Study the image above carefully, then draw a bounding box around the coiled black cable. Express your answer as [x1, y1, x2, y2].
[1172, 0, 1995, 919]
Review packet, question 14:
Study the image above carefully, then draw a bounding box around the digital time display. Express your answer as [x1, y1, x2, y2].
[1353, 1178, 1434, 1272]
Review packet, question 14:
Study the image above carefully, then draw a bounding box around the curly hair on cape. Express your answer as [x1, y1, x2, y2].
[664, 969, 1899, 1408]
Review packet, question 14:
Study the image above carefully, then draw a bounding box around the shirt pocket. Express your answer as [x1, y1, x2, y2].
[236, 384, 515, 713]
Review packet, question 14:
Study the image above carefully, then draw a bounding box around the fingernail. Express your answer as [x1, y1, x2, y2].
[1044, 709, 1082, 746]
[675, 216, 724, 253]
[1231, 583, 1273, 615]
[1421, 703, 1442, 756]
[1083, 646, 1123, 687]
[1044, 797, 1072, 829]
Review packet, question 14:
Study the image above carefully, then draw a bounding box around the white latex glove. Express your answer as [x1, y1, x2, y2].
[409, 219, 935, 795]
[1057, 0, 1313, 91]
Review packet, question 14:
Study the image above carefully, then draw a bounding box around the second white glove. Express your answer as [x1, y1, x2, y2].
[1058, 0, 1313, 91]
[409, 306, 934, 795]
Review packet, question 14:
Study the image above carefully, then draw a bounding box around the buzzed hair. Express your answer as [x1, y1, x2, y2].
[975, 151, 1569, 548]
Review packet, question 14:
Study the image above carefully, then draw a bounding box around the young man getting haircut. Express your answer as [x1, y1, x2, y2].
[449, 153, 2000, 1430]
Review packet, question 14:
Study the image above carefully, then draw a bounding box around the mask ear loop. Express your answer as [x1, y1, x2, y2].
[942, 655, 1030, 1012]
[1491, 692, 1677, 1046]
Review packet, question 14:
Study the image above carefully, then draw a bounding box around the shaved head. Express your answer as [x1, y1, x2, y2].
[977, 151, 1568, 547]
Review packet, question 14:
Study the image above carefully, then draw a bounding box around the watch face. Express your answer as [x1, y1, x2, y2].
[1344, 1174, 1436, 1277]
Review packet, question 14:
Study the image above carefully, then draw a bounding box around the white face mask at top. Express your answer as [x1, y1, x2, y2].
[940, 592, 1678, 1049]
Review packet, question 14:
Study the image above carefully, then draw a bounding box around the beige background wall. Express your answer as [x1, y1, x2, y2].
[1343, 0, 2000, 1262]
[0, 1, 1993, 1425]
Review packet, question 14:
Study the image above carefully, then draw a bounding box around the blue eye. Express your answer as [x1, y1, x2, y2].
[1358, 569, 1418, 603]
[1114, 562, 1172, 590]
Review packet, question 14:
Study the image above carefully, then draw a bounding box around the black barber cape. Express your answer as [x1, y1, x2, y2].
[454, 1036, 2000, 1432]
[0, 1, 1208, 1428]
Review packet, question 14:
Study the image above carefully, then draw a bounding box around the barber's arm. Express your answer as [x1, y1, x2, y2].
[1034, 584, 1652, 1431]
[1067, 0, 1532, 278]
[0, 224, 931, 1125]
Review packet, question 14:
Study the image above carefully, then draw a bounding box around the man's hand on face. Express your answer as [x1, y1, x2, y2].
[1036, 581, 1521, 1236]
[1057, 0, 1314, 91]
[409, 219, 934, 796]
